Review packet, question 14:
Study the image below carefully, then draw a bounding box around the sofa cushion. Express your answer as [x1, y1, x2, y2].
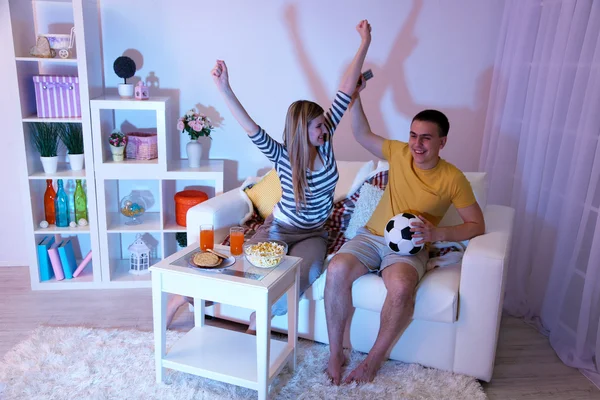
[243, 169, 282, 219]
[334, 160, 375, 202]
[345, 183, 384, 239]
[305, 263, 461, 323]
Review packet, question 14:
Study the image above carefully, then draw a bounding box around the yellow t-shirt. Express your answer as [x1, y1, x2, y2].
[366, 140, 476, 236]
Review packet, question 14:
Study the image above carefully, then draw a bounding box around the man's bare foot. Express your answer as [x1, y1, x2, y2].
[326, 352, 346, 385]
[343, 356, 383, 384]
[246, 311, 256, 335]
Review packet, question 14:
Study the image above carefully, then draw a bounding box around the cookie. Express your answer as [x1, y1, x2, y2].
[192, 252, 221, 268]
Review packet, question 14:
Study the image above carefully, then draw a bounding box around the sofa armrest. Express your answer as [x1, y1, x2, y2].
[453, 204, 515, 381]
[186, 188, 251, 245]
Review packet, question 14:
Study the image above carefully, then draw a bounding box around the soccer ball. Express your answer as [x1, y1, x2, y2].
[384, 212, 424, 255]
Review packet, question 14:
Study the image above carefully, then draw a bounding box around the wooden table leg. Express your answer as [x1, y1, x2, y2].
[151, 271, 167, 383]
[256, 294, 271, 400]
[287, 265, 300, 371]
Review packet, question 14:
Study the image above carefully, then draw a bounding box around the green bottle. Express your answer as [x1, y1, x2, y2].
[74, 179, 88, 222]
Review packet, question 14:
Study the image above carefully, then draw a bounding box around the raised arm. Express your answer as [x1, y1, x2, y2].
[338, 20, 372, 96]
[211, 60, 259, 135]
[350, 92, 385, 159]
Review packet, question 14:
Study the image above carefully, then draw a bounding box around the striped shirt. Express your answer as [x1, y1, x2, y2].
[249, 91, 351, 229]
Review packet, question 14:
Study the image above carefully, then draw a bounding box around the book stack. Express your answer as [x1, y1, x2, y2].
[36, 236, 92, 281]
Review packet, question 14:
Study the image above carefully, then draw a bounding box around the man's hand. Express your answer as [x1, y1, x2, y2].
[410, 216, 439, 245]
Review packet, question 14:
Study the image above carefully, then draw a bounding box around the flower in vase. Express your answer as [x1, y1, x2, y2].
[179, 109, 215, 140]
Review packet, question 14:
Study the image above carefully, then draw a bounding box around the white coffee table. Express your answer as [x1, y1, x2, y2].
[150, 243, 301, 400]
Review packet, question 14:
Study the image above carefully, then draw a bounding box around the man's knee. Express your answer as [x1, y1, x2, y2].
[387, 285, 415, 308]
[326, 253, 361, 285]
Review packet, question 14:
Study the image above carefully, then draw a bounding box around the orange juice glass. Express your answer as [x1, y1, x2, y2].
[229, 226, 244, 256]
[200, 224, 214, 251]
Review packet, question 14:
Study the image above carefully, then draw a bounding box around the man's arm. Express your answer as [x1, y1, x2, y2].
[412, 202, 486, 244]
[350, 94, 385, 159]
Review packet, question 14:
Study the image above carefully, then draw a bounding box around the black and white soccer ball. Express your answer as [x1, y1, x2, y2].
[383, 212, 424, 255]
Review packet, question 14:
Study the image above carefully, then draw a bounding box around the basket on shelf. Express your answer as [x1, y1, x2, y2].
[125, 132, 158, 160]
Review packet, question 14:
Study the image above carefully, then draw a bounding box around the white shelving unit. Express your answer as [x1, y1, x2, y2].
[5, 0, 104, 290]
[5, 0, 224, 290]
[90, 97, 224, 288]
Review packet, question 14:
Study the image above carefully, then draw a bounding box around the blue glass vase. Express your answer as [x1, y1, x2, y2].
[55, 179, 70, 227]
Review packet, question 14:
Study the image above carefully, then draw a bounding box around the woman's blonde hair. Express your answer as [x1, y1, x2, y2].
[283, 100, 324, 211]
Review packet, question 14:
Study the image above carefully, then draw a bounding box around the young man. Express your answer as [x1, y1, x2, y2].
[324, 87, 485, 385]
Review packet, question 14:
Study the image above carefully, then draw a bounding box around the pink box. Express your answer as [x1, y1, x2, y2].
[33, 75, 81, 118]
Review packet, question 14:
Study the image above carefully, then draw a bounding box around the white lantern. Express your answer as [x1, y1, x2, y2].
[128, 234, 151, 274]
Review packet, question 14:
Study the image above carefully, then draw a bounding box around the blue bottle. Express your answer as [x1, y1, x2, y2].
[55, 179, 70, 227]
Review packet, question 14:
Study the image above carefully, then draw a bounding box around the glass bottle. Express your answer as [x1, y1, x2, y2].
[43, 179, 56, 225]
[65, 179, 76, 223]
[55, 179, 70, 227]
[74, 179, 88, 222]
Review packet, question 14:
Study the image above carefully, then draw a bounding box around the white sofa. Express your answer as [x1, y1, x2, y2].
[186, 160, 515, 382]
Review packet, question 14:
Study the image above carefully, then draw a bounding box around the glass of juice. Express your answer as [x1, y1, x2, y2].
[229, 226, 244, 256]
[200, 224, 214, 251]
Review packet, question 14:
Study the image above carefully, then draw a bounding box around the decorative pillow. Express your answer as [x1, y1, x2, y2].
[243, 169, 282, 220]
[344, 183, 385, 239]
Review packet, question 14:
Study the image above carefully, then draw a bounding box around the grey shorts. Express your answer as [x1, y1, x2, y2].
[337, 227, 429, 280]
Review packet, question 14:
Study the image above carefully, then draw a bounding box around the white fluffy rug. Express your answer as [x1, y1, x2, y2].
[0, 326, 486, 400]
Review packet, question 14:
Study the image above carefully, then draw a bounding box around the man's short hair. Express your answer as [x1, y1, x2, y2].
[412, 110, 450, 138]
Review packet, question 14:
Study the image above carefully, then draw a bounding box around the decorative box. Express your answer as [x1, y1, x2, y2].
[135, 81, 149, 100]
[174, 190, 208, 226]
[125, 132, 158, 160]
[33, 75, 81, 118]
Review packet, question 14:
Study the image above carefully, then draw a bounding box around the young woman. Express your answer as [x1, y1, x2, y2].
[167, 20, 371, 330]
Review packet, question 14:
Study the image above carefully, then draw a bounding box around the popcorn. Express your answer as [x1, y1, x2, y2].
[244, 241, 286, 268]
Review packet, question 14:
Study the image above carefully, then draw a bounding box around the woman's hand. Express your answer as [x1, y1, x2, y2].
[410, 215, 439, 245]
[356, 19, 371, 44]
[211, 60, 230, 91]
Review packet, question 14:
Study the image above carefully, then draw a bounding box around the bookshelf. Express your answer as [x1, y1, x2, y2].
[5, 0, 224, 289]
[90, 97, 224, 288]
[6, 0, 103, 290]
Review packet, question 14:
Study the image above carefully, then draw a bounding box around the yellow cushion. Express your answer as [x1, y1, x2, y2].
[244, 169, 282, 219]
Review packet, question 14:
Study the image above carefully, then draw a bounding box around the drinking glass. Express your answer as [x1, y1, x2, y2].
[229, 226, 244, 257]
[200, 224, 214, 251]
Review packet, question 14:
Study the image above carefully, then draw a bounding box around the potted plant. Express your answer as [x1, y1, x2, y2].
[31, 122, 61, 173]
[113, 56, 136, 98]
[176, 232, 187, 249]
[108, 130, 127, 162]
[177, 108, 215, 168]
[58, 123, 84, 170]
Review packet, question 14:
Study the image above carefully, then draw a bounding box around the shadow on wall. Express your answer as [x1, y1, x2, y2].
[285, 0, 494, 172]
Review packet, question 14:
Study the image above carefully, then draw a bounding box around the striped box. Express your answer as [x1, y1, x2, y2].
[33, 75, 81, 118]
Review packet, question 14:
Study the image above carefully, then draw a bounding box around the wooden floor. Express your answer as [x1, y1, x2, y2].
[1, 266, 598, 399]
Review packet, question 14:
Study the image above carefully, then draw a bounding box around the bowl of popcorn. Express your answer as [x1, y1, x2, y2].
[243, 240, 288, 268]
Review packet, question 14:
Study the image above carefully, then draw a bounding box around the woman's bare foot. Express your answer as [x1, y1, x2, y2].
[246, 311, 256, 335]
[326, 351, 347, 385]
[165, 295, 190, 328]
[343, 355, 383, 384]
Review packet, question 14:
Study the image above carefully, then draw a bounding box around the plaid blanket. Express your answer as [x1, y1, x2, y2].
[221, 170, 389, 255]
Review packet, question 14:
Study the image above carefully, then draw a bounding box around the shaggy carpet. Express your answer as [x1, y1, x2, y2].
[0, 326, 487, 400]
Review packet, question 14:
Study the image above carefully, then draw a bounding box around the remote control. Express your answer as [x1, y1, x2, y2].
[362, 69, 374, 81]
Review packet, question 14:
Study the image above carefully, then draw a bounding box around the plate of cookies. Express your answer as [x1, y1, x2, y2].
[188, 250, 235, 271]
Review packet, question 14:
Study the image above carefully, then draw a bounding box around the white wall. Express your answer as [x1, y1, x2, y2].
[0, 0, 504, 266]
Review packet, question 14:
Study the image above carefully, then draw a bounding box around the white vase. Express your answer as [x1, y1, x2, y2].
[68, 153, 85, 171]
[186, 139, 201, 168]
[110, 145, 125, 162]
[40, 156, 58, 174]
[118, 83, 134, 98]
